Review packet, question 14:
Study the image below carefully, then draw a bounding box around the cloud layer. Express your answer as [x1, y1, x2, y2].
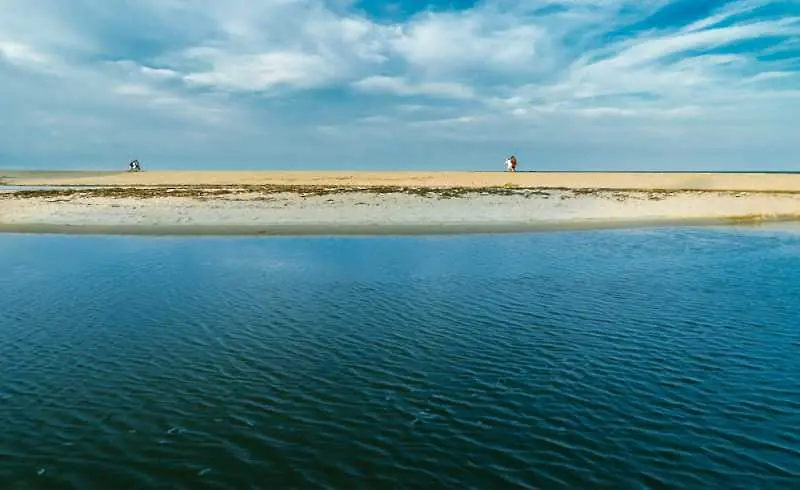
[1, 0, 798, 170]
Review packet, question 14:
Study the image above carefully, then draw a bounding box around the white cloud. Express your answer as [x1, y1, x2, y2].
[747, 71, 797, 83]
[113, 84, 155, 96]
[592, 18, 798, 70]
[0, 41, 49, 66]
[352, 75, 475, 99]
[182, 50, 336, 91]
[501, 11, 800, 122]
[682, 0, 772, 32]
[140, 66, 181, 79]
[160, 0, 397, 93]
[575, 105, 702, 118]
[0, 0, 798, 169]
[390, 9, 547, 75]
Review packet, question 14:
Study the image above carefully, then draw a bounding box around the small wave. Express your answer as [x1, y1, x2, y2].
[0, 228, 798, 488]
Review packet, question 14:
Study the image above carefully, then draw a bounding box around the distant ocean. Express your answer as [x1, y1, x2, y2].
[1, 227, 799, 489]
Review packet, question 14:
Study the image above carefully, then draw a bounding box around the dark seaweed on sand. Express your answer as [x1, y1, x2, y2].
[0, 185, 780, 202]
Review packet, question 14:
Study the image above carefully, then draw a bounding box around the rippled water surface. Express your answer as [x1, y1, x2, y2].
[1, 228, 799, 489]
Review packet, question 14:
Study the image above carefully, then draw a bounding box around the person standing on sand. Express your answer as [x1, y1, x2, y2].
[504, 155, 518, 172]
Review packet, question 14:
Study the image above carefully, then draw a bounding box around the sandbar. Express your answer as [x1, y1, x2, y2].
[3, 170, 800, 192]
[2, 182, 800, 236]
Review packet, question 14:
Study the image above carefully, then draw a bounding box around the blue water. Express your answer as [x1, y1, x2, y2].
[1, 228, 799, 489]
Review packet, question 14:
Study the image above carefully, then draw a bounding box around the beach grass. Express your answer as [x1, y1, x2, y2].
[0, 184, 761, 202]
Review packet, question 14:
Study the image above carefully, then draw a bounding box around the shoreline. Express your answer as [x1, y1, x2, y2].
[0, 217, 788, 237]
[3, 186, 800, 236]
[0, 217, 796, 237]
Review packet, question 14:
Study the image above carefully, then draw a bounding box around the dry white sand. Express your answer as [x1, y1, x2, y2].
[2, 188, 800, 235]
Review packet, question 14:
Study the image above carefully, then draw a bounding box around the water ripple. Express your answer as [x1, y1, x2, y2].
[1, 229, 799, 488]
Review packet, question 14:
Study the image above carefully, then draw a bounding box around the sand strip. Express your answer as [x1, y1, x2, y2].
[2, 187, 800, 236]
[5, 171, 800, 192]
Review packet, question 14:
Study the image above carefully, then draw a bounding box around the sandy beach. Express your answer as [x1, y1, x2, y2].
[3, 172, 800, 235]
[4, 170, 800, 192]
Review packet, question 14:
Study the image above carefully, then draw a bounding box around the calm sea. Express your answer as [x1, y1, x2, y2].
[1, 228, 799, 489]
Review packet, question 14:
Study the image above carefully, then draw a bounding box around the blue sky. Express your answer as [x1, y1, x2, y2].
[0, 0, 798, 170]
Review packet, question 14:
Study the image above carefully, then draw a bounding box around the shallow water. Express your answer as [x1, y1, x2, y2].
[1, 228, 799, 489]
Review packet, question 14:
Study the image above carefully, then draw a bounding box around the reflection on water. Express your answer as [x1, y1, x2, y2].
[0, 228, 798, 489]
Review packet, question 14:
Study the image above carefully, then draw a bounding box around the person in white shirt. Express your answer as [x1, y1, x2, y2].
[504, 155, 517, 172]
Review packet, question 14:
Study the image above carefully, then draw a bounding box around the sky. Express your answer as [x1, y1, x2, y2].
[0, 0, 798, 171]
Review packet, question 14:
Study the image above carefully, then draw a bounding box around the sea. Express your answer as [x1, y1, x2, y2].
[1, 226, 798, 490]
